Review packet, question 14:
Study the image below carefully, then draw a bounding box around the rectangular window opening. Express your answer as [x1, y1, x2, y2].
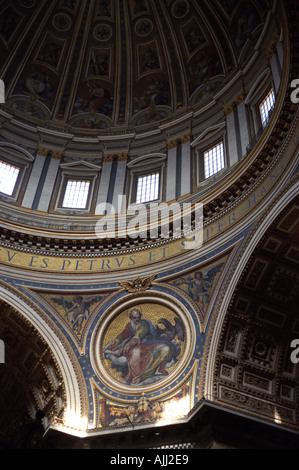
[204, 142, 225, 179]
[0, 160, 20, 196]
[62, 180, 90, 209]
[259, 89, 276, 128]
[136, 172, 160, 204]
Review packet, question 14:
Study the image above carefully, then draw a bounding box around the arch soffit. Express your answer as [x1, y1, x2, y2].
[202, 180, 299, 399]
[0, 282, 87, 432]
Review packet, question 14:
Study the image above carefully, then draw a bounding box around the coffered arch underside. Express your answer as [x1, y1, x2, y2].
[202, 182, 299, 429]
[0, 281, 88, 434]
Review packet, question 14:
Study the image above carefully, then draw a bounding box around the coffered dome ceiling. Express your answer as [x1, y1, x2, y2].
[0, 0, 272, 132]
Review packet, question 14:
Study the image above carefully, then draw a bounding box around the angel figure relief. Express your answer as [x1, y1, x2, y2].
[119, 275, 156, 293]
[51, 295, 103, 334]
[174, 263, 224, 306]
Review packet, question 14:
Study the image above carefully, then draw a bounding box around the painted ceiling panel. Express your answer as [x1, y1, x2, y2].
[0, 0, 267, 129]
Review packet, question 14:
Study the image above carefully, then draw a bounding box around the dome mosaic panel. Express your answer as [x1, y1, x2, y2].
[0, 0, 270, 131]
[0, 0, 298, 450]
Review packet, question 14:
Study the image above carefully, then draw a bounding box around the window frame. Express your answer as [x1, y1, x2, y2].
[130, 168, 163, 205]
[128, 157, 166, 206]
[55, 172, 98, 213]
[259, 88, 276, 129]
[244, 79, 276, 154]
[196, 138, 227, 185]
[0, 144, 32, 203]
[134, 171, 161, 205]
[0, 159, 21, 197]
[244, 70, 276, 138]
[61, 178, 92, 210]
[203, 141, 226, 180]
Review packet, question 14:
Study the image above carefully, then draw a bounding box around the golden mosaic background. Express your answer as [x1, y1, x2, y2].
[100, 302, 186, 386]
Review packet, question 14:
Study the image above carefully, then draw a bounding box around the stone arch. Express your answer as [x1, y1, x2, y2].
[0, 284, 86, 435]
[204, 182, 299, 402]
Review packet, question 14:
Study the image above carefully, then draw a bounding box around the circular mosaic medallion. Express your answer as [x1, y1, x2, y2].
[172, 0, 190, 18]
[94, 24, 113, 42]
[53, 13, 72, 31]
[19, 0, 36, 7]
[92, 296, 195, 393]
[135, 18, 153, 37]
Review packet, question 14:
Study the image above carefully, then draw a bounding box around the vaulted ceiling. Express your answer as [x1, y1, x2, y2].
[214, 197, 299, 428]
[0, 301, 65, 448]
[0, 0, 271, 130]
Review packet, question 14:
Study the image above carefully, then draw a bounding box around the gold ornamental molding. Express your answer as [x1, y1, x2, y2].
[36, 146, 64, 160]
[223, 93, 246, 116]
[166, 139, 179, 150]
[166, 135, 191, 149]
[102, 154, 115, 163]
[51, 150, 64, 161]
[180, 134, 191, 144]
[102, 153, 128, 163]
[117, 153, 129, 163]
[0, 115, 297, 275]
[36, 146, 50, 157]
[0, 2, 297, 277]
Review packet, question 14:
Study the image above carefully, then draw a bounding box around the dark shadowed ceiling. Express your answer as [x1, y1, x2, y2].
[0, 0, 272, 130]
[214, 198, 299, 428]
